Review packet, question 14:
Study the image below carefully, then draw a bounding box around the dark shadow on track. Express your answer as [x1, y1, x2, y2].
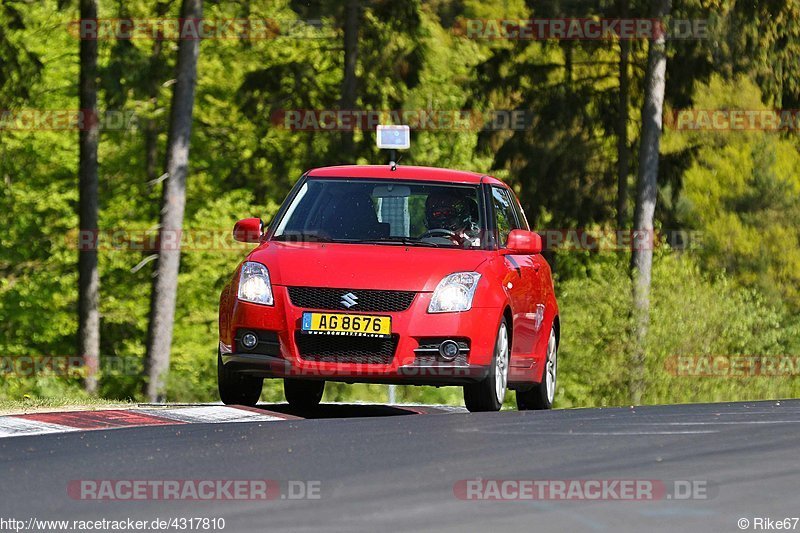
[253, 403, 424, 419]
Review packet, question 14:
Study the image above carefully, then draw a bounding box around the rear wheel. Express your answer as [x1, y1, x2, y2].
[464, 318, 509, 412]
[284, 378, 325, 409]
[217, 352, 263, 406]
[516, 326, 557, 410]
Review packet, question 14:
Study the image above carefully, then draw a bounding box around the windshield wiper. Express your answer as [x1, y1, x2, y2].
[350, 237, 440, 248]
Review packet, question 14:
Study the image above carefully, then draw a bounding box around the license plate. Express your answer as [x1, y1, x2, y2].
[301, 312, 391, 338]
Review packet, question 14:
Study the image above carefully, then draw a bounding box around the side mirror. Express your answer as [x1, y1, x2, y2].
[233, 218, 263, 243]
[505, 229, 542, 254]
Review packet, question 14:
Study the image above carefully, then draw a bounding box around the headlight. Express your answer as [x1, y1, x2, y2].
[428, 272, 481, 313]
[237, 261, 273, 305]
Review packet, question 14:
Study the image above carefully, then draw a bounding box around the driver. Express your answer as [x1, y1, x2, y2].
[424, 191, 481, 247]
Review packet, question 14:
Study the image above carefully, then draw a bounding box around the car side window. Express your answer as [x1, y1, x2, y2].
[510, 194, 530, 231]
[492, 187, 520, 247]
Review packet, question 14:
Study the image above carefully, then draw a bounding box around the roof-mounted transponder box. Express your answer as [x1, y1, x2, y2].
[376, 125, 410, 150]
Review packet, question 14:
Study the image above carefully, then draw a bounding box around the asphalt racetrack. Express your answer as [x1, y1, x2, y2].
[3, 400, 800, 532]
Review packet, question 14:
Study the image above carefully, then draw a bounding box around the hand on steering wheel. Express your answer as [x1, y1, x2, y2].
[420, 228, 457, 239]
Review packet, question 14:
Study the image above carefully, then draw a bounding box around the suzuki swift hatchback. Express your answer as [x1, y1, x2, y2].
[218, 165, 559, 412]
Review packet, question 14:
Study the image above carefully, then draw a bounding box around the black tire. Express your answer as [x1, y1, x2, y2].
[284, 378, 325, 409]
[217, 353, 263, 406]
[516, 326, 557, 410]
[464, 318, 510, 412]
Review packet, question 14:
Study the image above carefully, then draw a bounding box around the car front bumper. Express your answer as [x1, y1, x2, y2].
[220, 286, 502, 385]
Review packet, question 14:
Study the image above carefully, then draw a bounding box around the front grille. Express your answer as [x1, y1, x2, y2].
[295, 332, 399, 365]
[287, 287, 416, 312]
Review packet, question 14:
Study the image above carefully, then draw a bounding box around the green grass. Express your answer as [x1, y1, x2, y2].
[0, 396, 134, 416]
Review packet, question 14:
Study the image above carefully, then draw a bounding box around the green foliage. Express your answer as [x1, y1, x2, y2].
[728, 0, 800, 107]
[558, 251, 800, 408]
[0, 0, 43, 106]
[1, 0, 81, 399]
[666, 75, 800, 310]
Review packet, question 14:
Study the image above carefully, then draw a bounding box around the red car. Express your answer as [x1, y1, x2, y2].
[218, 165, 559, 412]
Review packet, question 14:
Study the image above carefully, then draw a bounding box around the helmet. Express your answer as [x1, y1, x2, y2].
[425, 191, 476, 232]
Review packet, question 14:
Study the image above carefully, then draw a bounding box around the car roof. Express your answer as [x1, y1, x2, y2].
[306, 165, 507, 186]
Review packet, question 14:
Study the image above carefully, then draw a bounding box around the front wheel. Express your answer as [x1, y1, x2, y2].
[464, 318, 510, 412]
[516, 326, 557, 410]
[284, 378, 325, 409]
[218, 353, 263, 406]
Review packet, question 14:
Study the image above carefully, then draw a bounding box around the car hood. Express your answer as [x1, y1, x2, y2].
[248, 242, 489, 292]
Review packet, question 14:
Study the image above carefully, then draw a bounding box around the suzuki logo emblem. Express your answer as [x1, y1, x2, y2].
[340, 292, 358, 308]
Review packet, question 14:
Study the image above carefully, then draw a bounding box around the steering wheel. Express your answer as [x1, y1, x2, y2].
[420, 228, 457, 240]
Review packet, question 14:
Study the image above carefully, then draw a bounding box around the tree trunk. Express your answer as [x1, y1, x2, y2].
[564, 41, 573, 87]
[630, 0, 671, 404]
[615, 0, 631, 228]
[78, 0, 100, 394]
[144, 0, 202, 402]
[340, 0, 359, 158]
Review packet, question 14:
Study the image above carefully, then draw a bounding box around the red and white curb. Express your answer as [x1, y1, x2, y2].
[0, 405, 293, 439]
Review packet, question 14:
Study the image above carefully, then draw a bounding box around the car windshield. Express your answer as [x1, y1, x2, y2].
[272, 179, 484, 249]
